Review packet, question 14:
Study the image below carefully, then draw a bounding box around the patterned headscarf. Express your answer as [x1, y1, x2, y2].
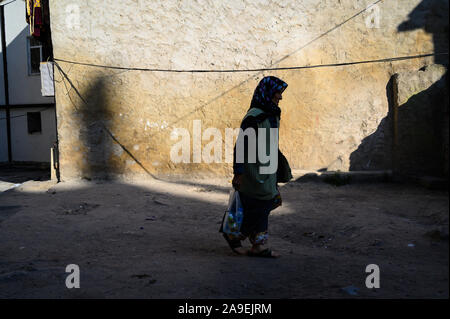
[249, 76, 288, 117]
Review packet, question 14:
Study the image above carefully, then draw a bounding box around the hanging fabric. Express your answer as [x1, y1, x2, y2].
[25, 0, 44, 37]
[26, 0, 34, 35]
[33, 0, 42, 37]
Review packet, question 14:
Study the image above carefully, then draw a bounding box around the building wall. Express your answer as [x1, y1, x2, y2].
[0, 107, 56, 163]
[1, 0, 54, 105]
[0, 110, 6, 161]
[0, 0, 56, 163]
[392, 65, 448, 178]
[48, 0, 448, 180]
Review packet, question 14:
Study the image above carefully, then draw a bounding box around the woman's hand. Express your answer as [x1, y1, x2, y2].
[272, 191, 282, 210]
[232, 174, 243, 190]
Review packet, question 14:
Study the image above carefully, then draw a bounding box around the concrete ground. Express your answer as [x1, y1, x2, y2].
[0, 164, 50, 192]
[0, 171, 448, 299]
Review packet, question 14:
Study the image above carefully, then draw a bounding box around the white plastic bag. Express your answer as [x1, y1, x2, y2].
[221, 190, 244, 237]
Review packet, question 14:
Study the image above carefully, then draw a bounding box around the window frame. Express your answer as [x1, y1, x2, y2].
[26, 36, 43, 76]
[27, 111, 42, 134]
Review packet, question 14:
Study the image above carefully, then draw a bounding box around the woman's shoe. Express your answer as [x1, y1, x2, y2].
[247, 248, 279, 258]
[222, 233, 246, 255]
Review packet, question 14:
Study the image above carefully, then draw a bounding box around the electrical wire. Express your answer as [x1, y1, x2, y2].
[53, 52, 448, 73]
[53, 0, 391, 74]
[54, 61, 157, 178]
[0, 105, 53, 121]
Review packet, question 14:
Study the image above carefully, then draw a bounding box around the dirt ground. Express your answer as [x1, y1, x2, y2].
[0, 175, 448, 299]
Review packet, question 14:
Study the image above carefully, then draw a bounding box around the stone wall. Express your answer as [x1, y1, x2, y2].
[392, 65, 448, 178]
[48, 0, 448, 180]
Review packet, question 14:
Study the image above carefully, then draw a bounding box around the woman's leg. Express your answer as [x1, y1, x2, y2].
[239, 193, 280, 257]
[222, 233, 248, 255]
[248, 219, 280, 257]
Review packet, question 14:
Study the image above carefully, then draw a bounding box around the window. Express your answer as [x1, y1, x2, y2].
[27, 37, 42, 75]
[27, 112, 42, 134]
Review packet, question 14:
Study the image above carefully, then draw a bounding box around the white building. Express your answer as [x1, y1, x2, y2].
[0, 0, 56, 164]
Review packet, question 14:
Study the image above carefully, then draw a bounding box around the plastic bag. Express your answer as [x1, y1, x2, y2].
[221, 190, 244, 237]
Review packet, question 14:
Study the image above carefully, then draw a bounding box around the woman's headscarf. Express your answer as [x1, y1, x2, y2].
[249, 76, 288, 117]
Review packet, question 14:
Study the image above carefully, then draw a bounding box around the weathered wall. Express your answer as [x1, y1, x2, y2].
[48, 0, 449, 180]
[392, 64, 448, 177]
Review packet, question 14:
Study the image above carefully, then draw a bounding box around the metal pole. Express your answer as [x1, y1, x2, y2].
[0, 5, 12, 163]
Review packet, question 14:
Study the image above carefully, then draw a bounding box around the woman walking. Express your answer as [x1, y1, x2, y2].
[222, 76, 288, 258]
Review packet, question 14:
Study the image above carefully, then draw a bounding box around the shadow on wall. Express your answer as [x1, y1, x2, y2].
[392, 69, 448, 177]
[349, 80, 395, 171]
[350, 0, 449, 178]
[397, 0, 449, 66]
[77, 75, 126, 180]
